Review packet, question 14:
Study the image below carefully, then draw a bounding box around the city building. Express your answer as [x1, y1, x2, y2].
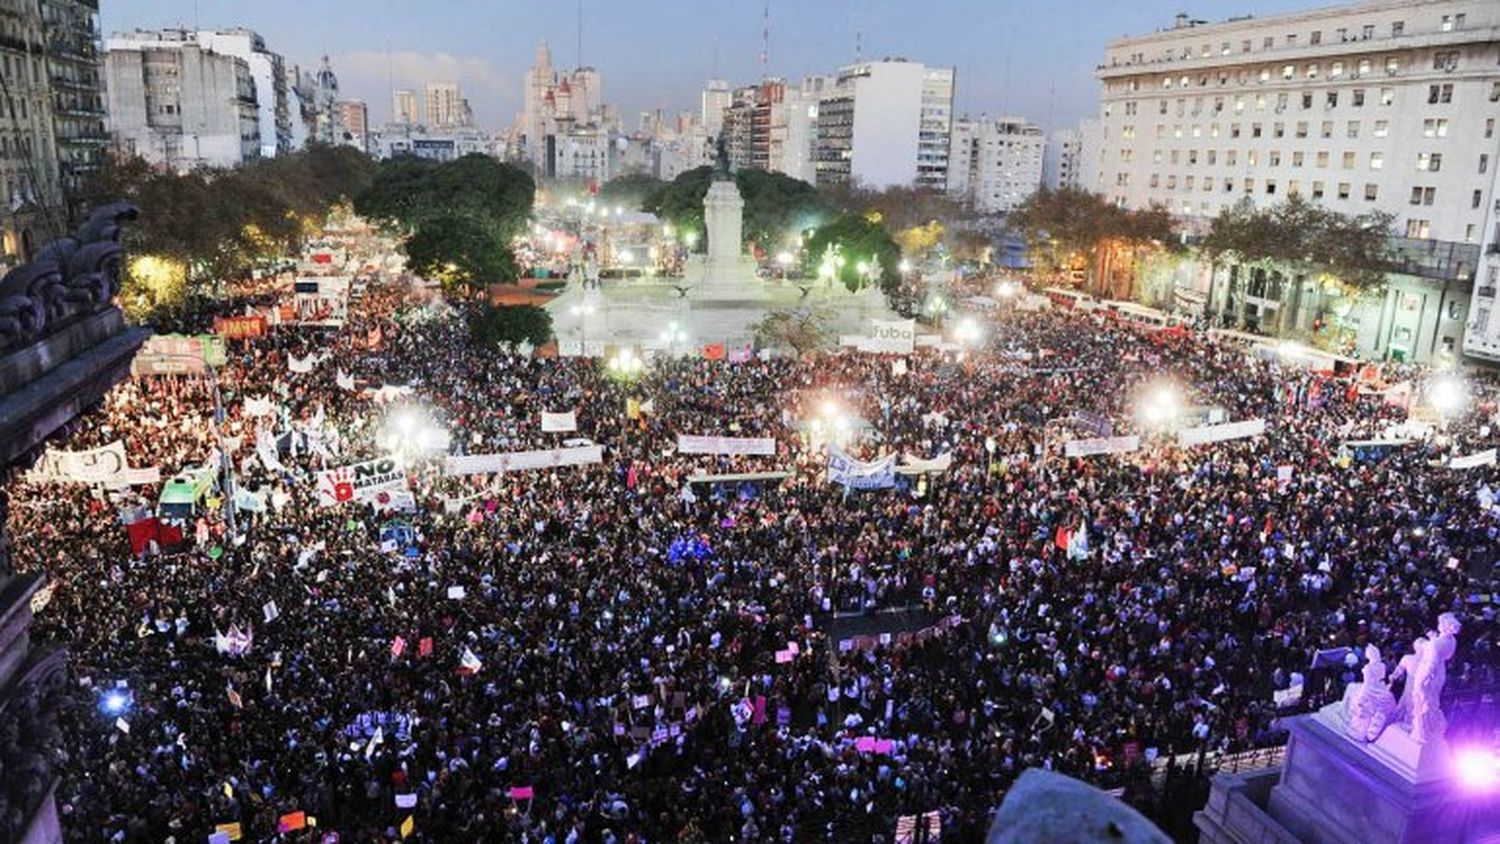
[43, 0, 108, 212]
[701, 78, 731, 138]
[424, 81, 462, 129]
[814, 58, 955, 190]
[1043, 129, 1084, 190]
[105, 29, 291, 158]
[947, 115, 1045, 214]
[333, 100, 369, 153]
[287, 56, 340, 147]
[392, 88, 419, 125]
[511, 39, 617, 178]
[1, 0, 108, 269]
[725, 78, 817, 183]
[104, 38, 260, 170]
[372, 123, 492, 162]
[1095, 0, 1499, 364]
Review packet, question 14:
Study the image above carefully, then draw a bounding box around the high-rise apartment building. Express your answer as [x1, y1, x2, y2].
[1096, 0, 1499, 363]
[106, 29, 291, 158]
[333, 100, 369, 153]
[814, 59, 954, 190]
[1043, 129, 1084, 190]
[701, 78, 731, 138]
[1, 0, 108, 268]
[104, 38, 260, 170]
[721, 79, 817, 184]
[392, 89, 419, 125]
[947, 116, 1045, 214]
[424, 82, 462, 129]
[512, 39, 616, 177]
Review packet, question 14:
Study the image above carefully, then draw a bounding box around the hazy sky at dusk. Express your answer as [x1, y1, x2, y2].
[102, 0, 1323, 132]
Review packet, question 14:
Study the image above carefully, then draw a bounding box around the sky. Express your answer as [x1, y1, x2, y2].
[102, 0, 1325, 133]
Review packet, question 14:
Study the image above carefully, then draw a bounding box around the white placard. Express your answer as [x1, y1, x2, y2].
[314, 456, 408, 506]
[1177, 418, 1266, 448]
[443, 445, 605, 476]
[675, 435, 777, 456]
[1063, 436, 1142, 458]
[541, 411, 578, 433]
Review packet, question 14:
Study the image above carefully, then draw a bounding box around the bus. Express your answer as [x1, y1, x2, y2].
[157, 465, 218, 524]
[1042, 287, 1097, 311]
[1101, 301, 1185, 331]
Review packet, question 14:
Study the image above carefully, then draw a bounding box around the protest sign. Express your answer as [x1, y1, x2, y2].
[1450, 449, 1497, 470]
[1177, 418, 1266, 448]
[828, 447, 896, 490]
[315, 456, 408, 506]
[541, 411, 578, 432]
[1063, 436, 1141, 458]
[862, 319, 916, 354]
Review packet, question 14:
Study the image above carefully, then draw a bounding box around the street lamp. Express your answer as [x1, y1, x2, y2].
[570, 302, 596, 356]
[995, 280, 1017, 299]
[899, 259, 912, 275]
[1428, 375, 1467, 418]
[607, 347, 645, 378]
[776, 251, 794, 280]
[1137, 383, 1183, 429]
[954, 316, 983, 348]
[659, 321, 689, 355]
[684, 231, 699, 251]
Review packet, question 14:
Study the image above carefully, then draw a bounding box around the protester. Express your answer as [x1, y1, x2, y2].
[9, 249, 1497, 843]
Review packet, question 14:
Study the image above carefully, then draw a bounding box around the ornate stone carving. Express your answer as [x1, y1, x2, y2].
[1408, 613, 1460, 745]
[0, 202, 137, 352]
[0, 647, 68, 842]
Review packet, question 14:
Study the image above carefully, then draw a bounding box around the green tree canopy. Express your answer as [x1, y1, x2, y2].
[647, 166, 830, 252]
[596, 173, 666, 212]
[1008, 186, 1178, 290]
[1200, 195, 1393, 290]
[803, 214, 902, 293]
[356, 153, 536, 240]
[471, 303, 554, 349]
[405, 214, 521, 292]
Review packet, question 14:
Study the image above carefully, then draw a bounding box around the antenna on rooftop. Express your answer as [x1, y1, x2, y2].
[761, 0, 770, 78]
[855, 30, 862, 63]
[577, 0, 584, 68]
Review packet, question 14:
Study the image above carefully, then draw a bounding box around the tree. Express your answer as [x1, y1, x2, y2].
[819, 183, 971, 233]
[1008, 186, 1178, 297]
[647, 166, 830, 253]
[404, 215, 519, 293]
[1200, 195, 1393, 332]
[803, 214, 902, 294]
[472, 304, 554, 349]
[597, 173, 666, 212]
[751, 306, 834, 356]
[356, 153, 536, 239]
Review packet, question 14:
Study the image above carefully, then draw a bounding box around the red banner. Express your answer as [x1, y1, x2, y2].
[703, 343, 726, 361]
[213, 315, 268, 339]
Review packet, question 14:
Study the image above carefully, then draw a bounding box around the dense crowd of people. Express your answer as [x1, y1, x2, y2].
[8, 248, 1499, 843]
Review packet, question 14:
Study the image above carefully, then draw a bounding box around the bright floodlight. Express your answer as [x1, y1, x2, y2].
[899, 259, 912, 274]
[1138, 384, 1182, 426]
[619, 249, 634, 264]
[393, 410, 419, 435]
[1455, 747, 1499, 792]
[996, 281, 1017, 298]
[820, 399, 840, 419]
[1429, 376, 1466, 416]
[955, 317, 983, 345]
[102, 690, 128, 715]
[776, 251, 794, 266]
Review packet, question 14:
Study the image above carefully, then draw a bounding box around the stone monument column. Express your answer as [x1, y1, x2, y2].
[703, 177, 745, 264]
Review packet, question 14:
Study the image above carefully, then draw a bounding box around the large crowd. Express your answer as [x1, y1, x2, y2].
[8, 250, 1499, 843]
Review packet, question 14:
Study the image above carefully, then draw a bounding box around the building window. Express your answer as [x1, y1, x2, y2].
[1384, 56, 1399, 74]
[1380, 88, 1394, 106]
[1316, 151, 1330, 168]
[1480, 154, 1489, 174]
[1409, 186, 1434, 205]
[1391, 21, 1404, 36]
[1337, 182, 1351, 200]
[1342, 151, 1356, 169]
[1416, 152, 1442, 172]
[1326, 91, 1338, 108]
[1266, 180, 1277, 195]
[1427, 84, 1453, 104]
[1369, 152, 1383, 170]
[1365, 184, 1379, 201]
[1321, 121, 1334, 139]
[1295, 121, 1308, 139]
[1302, 92, 1314, 110]
[1274, 122, 1286, 138]
[1406, 219, 1430, 238]
[1373, 120, 1388, 138]
[1312, 181, 1325, 199]
[1347, 120, 1360, 139]
[1351, 89, 1365, 107]
[1282, 64, 1295, 80]
[1440, 13, 1464, 32]
[1433, 51, 1459, 72]
[1475, 190, 1485, 210]
[1292, 151, 1305, 167]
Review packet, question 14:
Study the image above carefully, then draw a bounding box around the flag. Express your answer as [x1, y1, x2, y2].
[264, 666, 272, 694]
[418, 637, 433, 658]
[262, 600, 280, 624]
[626, 397, 641, 420]
[457, 646, 483, 675]
[227, 686, 243, 709]
[365, 725, 383, 760]
[336, 369, 355, 391]
[509, 785, 535, 800]
[214, 822, 243, 842]
[399, 816, 414, 838]
[640, 398, 655, 415]
[1068, 520, 1089, 560]
[277, 811, 306, 832]
[395, 793, 417, 809]
[1054, 525, 1071, 552]
[115, 717, 130, 734]
[391, 636, 406, 658]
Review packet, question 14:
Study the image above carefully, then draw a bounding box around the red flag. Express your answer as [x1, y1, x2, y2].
[391, 636, 406, 658]
[703, 343, 726, 361]
[277, 811, 306, 832]
[418, 637, 433, 658]
[1054, 525, 1071, 551]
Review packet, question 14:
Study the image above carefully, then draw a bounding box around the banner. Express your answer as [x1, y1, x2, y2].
[541, 411, 578, 433]
[27, 441, 129, 485]
[244, 396, 276, 417]
[862, 319, 916, 355]
[213, 315, 268, 340]
[828, 446, 897, 490]
[443, 445, 604, 476]
[131, 334, 224, 375]
[676, 435, 776, 456]
[315, 456, 408, 506]
[1064, 436, 1141, 458]
[1177, 418, 1266, 448]
[899, 452, 953, 473]
[1450, 449, 1497, 470]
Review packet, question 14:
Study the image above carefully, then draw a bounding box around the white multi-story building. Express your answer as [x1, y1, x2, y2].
[392, 89, 419, 125]
[104, 39, 260, 170]
[814, 58, 955, 190]
[948, 116, 1045, 213]
[701, 78, 731, 138]
[107, 29, 291, 158]
[720, 78, 818, 184]
[333, 100, 368, 153]
[1043, 129, 1084, 190]
[1096, 1, 1500, 363]
[511, 39, 616, 177]
[424, 82, 462, 129]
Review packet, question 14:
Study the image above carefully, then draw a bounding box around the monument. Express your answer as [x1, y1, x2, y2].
[1195, 613, 1485, 844]
[0, 203, 150, 844]
[546, 145, 904, 355]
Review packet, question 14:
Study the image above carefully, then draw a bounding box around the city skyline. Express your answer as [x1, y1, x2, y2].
[102, 0, 1321, 131]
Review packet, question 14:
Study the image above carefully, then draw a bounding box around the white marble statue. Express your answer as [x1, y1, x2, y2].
[1342, 645, 1397, 742]
[1408, 613, 1460, 745]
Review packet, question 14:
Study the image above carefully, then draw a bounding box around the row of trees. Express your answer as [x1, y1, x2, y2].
[1007, 186, 1180, 299]
[94, 145, 375, 317]
[354, 154, 535, 292]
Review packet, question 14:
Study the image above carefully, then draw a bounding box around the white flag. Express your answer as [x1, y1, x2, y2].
[244, 396, 275, 417]
[262, 600, 280, 624]
[336, 369, 356, 391]
[458, 646, 483, 675]
[365, 724, 384, 760]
